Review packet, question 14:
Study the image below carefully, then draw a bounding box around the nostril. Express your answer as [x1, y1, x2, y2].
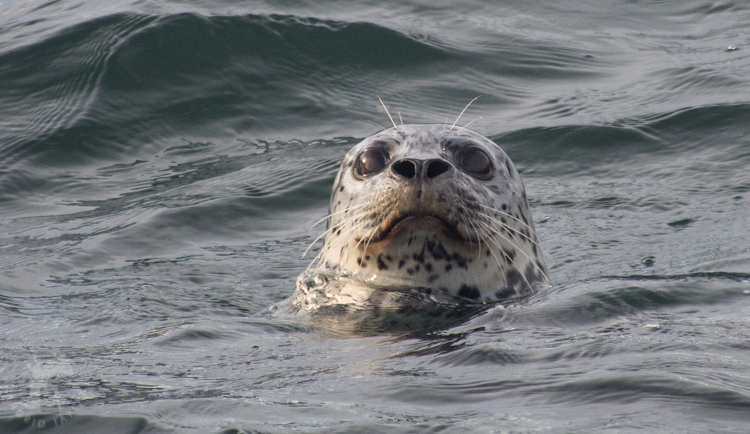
[425, 160, 451, 179]
[392, 160, 417, 179]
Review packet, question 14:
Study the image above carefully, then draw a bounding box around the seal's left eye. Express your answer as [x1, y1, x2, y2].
[460, 148, 492, 178]
[353, 148, 388, 179]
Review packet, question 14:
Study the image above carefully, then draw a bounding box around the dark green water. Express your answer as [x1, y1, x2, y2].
[1, 0, 750, 432]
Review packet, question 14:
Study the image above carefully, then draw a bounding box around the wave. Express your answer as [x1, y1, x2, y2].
[0, 12, 448, 166]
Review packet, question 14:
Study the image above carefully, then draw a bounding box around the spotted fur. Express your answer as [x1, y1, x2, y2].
[298, 124, 548, 306]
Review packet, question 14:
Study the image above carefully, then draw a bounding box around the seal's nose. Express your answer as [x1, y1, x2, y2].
[391, 158, 451, 180]
[425, 159, 451, 179]
[391, 159, 418, 179]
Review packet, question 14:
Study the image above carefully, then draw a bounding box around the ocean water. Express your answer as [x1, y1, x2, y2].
[1, 0, 750, 432]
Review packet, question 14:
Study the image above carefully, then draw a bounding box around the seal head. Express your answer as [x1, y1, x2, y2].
[305, 124, 547, 304]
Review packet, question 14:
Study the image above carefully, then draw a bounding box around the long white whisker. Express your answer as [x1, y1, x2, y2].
[307, 203, 368, 234]
[478, 219, 549, 282]
[302, 230, 329, 258]
[367, 120, 387, 130]
[482, 212, 543, 253]
[450, 95, 482, 132]
[478, 229, 509, 281]
[306, 248, 325, 271]
[339, 217, 372, 267]
[398, 111, 403, 126]
[477, 204, 541, 240]
[462, 210, 484, 261]
[377, 95, 398, 130]
[443, 110, 452, 132]
[458, 116, 483, 132]
[477, 220, 537, 289]
[302, 207, 371, 258]
[477, 204, 551, 260]
[360, 212, 383, 267]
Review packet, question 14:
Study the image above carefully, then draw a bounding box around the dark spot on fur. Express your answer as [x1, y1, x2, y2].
[506, 269, 523, 288]
[458, 284, 480, 299]
[426, 240, 449, 260]
[502, 248, 516, 263]
[415, 264, 420, 272]
[377, 255, 388, 271]
[485, 249, 491, 256]
[407, 268, 415, 275]
[495, 287, 515, 299]
[525, 263, 539, 283]
[365, 255, 370, 261]
[427, 274, 440, 283]
[452, 253, 468, 269]
[501, 203, 507, 211]
[425, 263, 433, 272]
[445, 264, 453, 272]
[339, 185, 345, 192]
[357, 258, 367, 268]
[385, 255, 392, 262]
[398, 259, 406, 269]
[413, 252, 425, 263]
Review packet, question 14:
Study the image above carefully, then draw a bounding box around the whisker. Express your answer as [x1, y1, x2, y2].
[306, 248, 325, 271]
[307, 203, 368, 234]
[359, 210, 385, 266]
[478, 219, 550, 282]
[377, 95, 398, 130]
[458, 116, 483, 132]
[477, 204, 551, 260]
[460, 210, 483, 261]
[367, 120, 387, 131]
[302, 208, 371, 258]
[481, 211, 542, 250]
[342, 220, 374, 269]
[443, 110, 453, 132]
[477, 204, 539, 238]
[477, 227, 513, 283]
[477, 220, 540, 288]
[450, 95, 482, 132]
[302, 227, 333, 258]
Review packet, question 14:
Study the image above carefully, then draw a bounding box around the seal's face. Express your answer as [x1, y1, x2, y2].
[317, 124, 547, 302]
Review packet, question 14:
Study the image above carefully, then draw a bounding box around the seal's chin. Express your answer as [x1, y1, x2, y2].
[368, 214, 465, 244]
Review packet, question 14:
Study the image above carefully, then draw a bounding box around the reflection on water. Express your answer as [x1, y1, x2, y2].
[275, 270, 496, 337]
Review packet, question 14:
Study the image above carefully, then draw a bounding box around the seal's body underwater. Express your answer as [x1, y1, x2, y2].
[297, 124, 547, 308]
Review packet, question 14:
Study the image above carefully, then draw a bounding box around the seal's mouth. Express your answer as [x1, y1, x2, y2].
[362, 213, 465, 244]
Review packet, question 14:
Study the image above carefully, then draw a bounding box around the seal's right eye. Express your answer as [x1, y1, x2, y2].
[353, 148, 388, 179]
[459, 147, 492, 179]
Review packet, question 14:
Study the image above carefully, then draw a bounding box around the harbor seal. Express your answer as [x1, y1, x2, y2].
[293, 123, 548, 311]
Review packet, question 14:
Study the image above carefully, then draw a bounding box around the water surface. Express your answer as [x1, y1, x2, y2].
[1, 0, 750, 432]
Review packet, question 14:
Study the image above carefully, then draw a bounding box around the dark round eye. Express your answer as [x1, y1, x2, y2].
[353, 148, 388, 179]
[460, 148, 492, 178]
